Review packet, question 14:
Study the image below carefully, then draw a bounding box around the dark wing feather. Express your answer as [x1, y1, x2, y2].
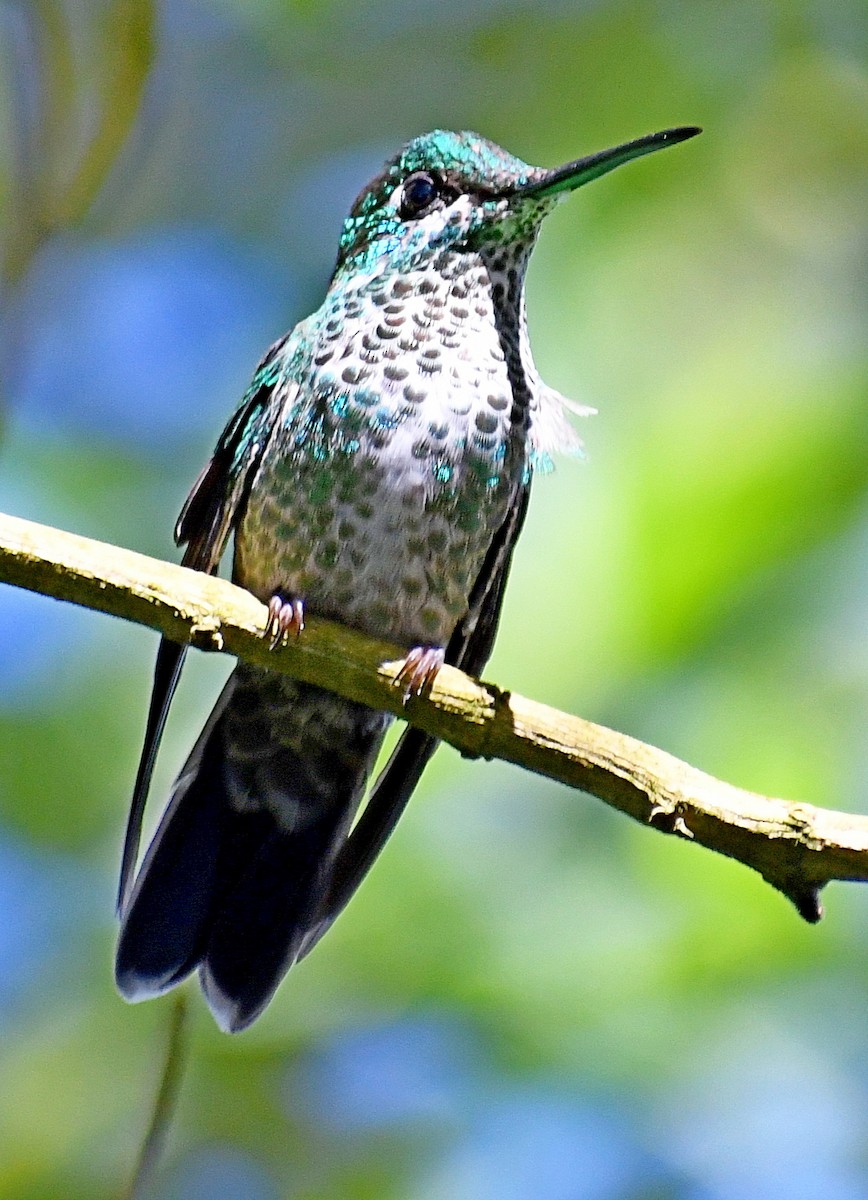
[300, 481, 532, 955]
[117, 639, 188, 913]
[175, 338, 288, 572]
[117, 345, 286, 912]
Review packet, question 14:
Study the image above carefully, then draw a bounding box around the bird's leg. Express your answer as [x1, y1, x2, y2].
[264, 591, 305, 650]
[394, 645, 445, 702]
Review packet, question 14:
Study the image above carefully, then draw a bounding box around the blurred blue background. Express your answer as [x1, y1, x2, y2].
[1, 1, 867, 1196]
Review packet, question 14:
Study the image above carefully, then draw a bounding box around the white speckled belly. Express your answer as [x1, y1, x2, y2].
[234, 259, 530, 649]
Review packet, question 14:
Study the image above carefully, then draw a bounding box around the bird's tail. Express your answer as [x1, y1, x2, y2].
[115, 666, 389, 1032]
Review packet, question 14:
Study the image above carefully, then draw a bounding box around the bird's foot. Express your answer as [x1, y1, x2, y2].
[264, 591, 305, 650]
[395, 645, 445, 703]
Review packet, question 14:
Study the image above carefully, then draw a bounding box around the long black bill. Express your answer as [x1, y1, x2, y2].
[514, 125, 702, 200]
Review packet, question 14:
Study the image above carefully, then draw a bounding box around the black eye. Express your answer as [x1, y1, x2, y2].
[400, 172, 439, 218]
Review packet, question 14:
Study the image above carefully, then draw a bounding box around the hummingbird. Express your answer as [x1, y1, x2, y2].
[115, 125, 700, 1031]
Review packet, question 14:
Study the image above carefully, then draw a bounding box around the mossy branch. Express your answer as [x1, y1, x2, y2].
[2, 508, 867, 920]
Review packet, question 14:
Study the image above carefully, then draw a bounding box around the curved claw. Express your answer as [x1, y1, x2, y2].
[394, 645, 445, 702]
[264, 591, 305, 650]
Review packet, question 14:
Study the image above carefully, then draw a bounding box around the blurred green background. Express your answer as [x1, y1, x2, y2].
[1, 1, 867, 1197]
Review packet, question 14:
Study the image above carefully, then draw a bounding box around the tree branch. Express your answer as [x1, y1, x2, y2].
[2, 508, 866, 920]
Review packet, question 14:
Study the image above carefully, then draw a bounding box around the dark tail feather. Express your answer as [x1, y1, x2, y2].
[117, 638, 188, 914]
[299, 726, 439, 960]
[201, 819, 335, 1031]
[115, 692, 231, 1000]
[116, 675, 364, 1031]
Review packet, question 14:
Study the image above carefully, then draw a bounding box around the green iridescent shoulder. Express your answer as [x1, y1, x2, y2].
[241, 322, 312, 403]
[213, 323, 313, 474]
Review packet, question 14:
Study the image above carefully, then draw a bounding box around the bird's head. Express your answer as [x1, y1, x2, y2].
[333, 126, 700, 280]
